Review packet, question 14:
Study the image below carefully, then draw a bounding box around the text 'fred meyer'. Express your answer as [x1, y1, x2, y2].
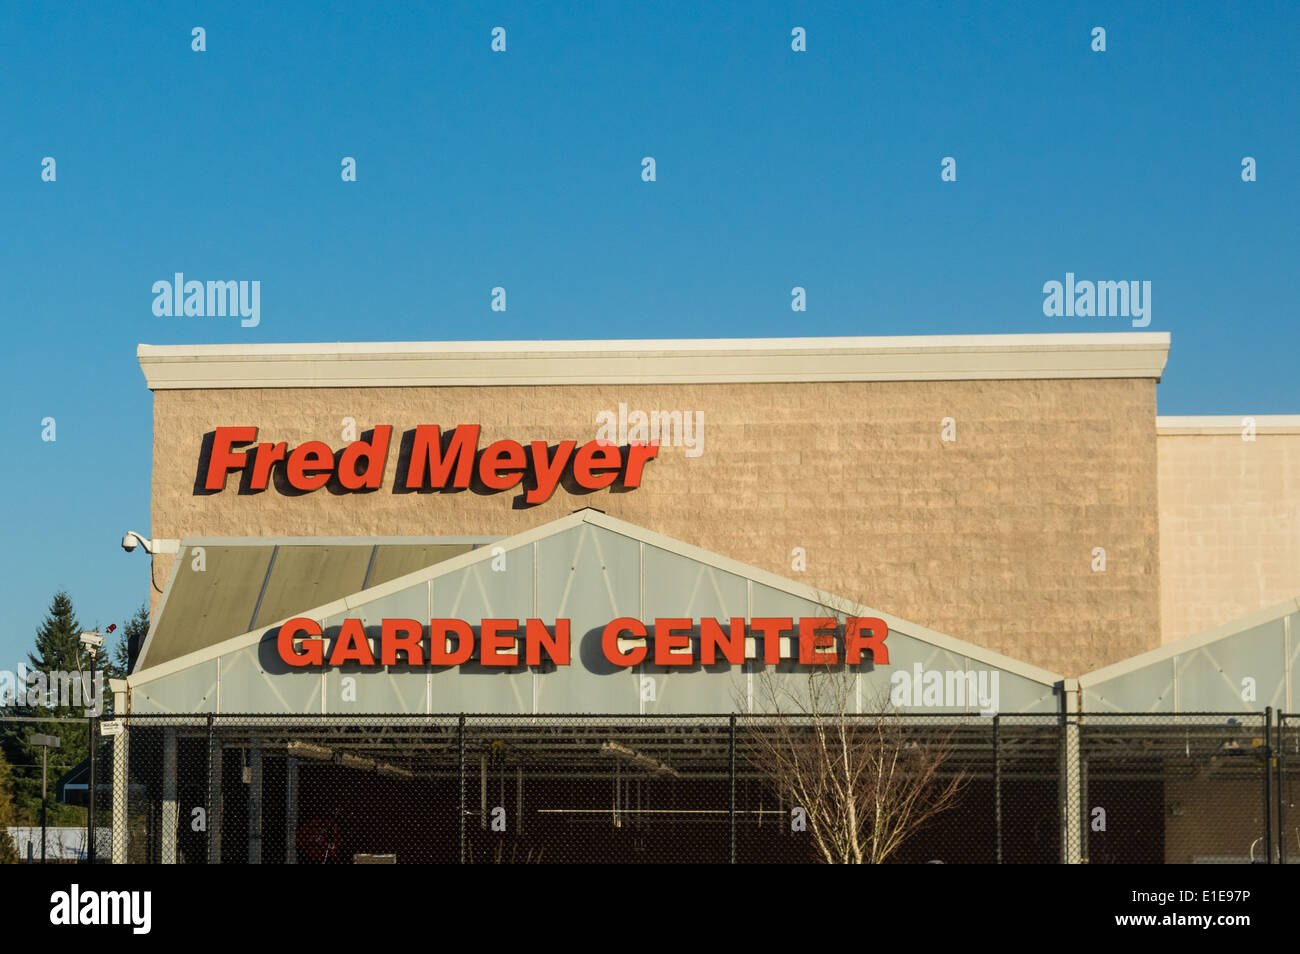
[203, 425, 660, 504]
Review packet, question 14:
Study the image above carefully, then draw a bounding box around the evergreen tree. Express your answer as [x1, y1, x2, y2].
[0, 594, 136, 834]
[28, 589, 83, 678]
[3, 591, 94, 826]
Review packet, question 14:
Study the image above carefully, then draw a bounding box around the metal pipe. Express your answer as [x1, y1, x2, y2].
[729, 713, 736, 864]
[41, 746, 47, 864]
[457, 715, 465, 864]
[86, 666, 96, 865]
[1264, 707, 1273, 864]
[993, 714, 1001, 864]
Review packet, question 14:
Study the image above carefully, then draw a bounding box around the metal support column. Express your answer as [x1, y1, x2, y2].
[1061, 679, 1083, 864]
[111, 724, 128, 863]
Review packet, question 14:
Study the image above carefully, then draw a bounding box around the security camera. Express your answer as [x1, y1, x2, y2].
[79, 632, 105, 651]
[121, 531, 154, 554]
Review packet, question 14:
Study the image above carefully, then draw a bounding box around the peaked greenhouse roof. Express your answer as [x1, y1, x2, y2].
[1079, 597, 1300, 713]
[129, 509, 1064, 716]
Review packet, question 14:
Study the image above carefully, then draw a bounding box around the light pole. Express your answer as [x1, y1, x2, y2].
[79, 625, 114, 864]
[31, 733, 60, 864]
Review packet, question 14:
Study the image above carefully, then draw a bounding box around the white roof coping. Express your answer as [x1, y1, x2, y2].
[1156, 415, 1300, 435]
[137, 333, 1171, 389]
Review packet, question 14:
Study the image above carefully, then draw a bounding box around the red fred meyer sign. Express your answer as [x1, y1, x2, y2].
[276, 616, 890, 669]
[203, 425, 660, 504]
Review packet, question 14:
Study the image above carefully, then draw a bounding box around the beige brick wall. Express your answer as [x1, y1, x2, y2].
[1158, 432, 1300, 645]
[149, 378, 1160, 676]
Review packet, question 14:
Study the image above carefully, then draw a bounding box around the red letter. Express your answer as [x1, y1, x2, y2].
[654, 618, 694, 666]
[405, 425, 479, 490]
[602, 618, 647, 666]
[327, 619, 376, 667]
[248, 442, 287, 490]
[525, 441, 576, 505]
[286, 441, 334, 491]
[480, 619, 520, 666]
[380, 618, 424, 666]
[798, 618, 839, 665]
[338, 425, 392, 491]
[278, 617, 323, 667]
[622, 441, 659, 488]
[478, 440, 527, 491]
[845, 617, 889, 665]
[205, 426, 257, 491]
[749, 618, 793, 665]
[525, 618, 570, 666]
[573, 442, 622, 490]
[430, 620, 473, 665]
[700, 618, 746, 665]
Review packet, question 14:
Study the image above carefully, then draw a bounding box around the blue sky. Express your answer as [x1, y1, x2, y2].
[2, 1, 1296, 663]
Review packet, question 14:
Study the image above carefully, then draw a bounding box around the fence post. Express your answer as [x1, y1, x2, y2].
[993, 714, 1001, 864]
[86, 714, 95, 864]
[729, 713, 736, 865]
[1061, 680, 1083, 864]
[458, 714, 466, 864]
[1280, 713, 1288, 866]
[1264, 707, 1273, 864]
[111, 721, 128, 863]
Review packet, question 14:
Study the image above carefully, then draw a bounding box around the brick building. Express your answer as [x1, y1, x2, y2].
[97, 332, 1299, 864]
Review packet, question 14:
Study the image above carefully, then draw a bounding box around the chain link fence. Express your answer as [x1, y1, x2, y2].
[1074, 712, 1273, 864]
[7, 711, 1299, 863]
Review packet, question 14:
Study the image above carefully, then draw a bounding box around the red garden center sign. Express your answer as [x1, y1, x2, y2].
[203, 425, 660, 503]
[276, 616, 890, 669]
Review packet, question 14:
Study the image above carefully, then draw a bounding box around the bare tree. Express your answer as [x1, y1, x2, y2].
[739, 643, 968, 864]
